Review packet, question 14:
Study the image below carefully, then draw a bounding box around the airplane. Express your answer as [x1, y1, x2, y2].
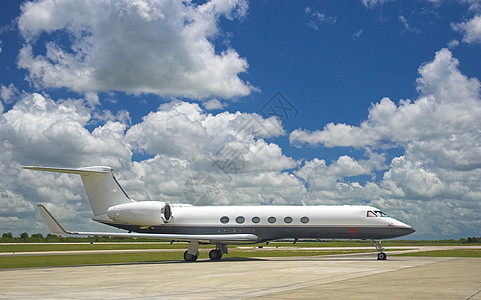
[24, 166, 415, 261]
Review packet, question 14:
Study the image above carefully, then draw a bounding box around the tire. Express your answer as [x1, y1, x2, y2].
[184, 250, 198, 262]
[209, 249, 222, 261]
[377, 252, 387, 260]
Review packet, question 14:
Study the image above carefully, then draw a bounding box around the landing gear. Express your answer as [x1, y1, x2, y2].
[209, 249, 222, 261]
[372, 240, 387, 260]
[184, 250, 199, 262]
[183, 242, 228, 262]
[209, 243, 228, 261]
[183, 241, 199, 262]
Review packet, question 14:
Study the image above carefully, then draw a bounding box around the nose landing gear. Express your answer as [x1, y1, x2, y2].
[372, 240, 387, 260]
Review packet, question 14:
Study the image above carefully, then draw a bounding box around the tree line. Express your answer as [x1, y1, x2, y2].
[0, 232, 168, 243]
[1, 232, 481, 244]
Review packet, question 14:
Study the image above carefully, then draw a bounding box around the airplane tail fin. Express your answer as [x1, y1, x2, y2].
[23, 166, 134, 221]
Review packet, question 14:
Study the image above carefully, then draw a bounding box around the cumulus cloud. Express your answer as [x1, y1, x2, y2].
[290, 122, 379, 148]
[17, 0, 253, 99]
[0, 89, 303, 233]
[203, 99, 226, 110]
[1, 83, 20, 103]
[447, 39, 460, 49]
[124, 100, 293, 176]
[288, 48, 481, 238]
[452, 15, 481, 44]
[290, 48, 481, 147]
[3, 46, 481, 238]
[0, 93, 131, 168]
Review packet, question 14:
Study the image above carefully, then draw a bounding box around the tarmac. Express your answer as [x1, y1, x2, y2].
[1, 253, 481, 299]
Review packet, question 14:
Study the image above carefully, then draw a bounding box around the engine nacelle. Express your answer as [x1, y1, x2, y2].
[107, 201, 172, 225]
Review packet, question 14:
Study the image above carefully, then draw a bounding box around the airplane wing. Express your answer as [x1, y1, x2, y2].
[37, 204, 259, 243]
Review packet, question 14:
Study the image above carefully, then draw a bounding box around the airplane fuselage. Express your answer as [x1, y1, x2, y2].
[103, 204, 414, 242]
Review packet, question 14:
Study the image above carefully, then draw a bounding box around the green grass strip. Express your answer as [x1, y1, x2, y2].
[0, 249, 375, 269]
[394, 249, 481, 257]
[0, 243, 203, 252]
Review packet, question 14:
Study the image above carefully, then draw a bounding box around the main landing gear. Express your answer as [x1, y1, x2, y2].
[183, 242, 228, 262]
[372, 240, 387, 260]
[183, 241, 200, 262]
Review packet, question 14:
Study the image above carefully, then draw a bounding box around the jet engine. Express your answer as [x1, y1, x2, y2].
[107, 201, 172, 225]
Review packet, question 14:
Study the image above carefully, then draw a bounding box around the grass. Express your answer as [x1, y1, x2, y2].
[1, 241, 481, 270]
[0, 242, 202, 253]
[0, 252, 182, 269]
[0, 249, 376, 269]
[2, 240, 480, 252]
[394, 249, 481, 257]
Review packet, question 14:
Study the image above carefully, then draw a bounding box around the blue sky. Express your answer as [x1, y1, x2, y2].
[1, 0, 481, 239]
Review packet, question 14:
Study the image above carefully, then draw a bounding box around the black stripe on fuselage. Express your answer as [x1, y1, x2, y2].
[102, 223, 414, 241]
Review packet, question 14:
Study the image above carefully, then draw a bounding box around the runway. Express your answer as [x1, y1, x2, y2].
[1, 254, 481, 299]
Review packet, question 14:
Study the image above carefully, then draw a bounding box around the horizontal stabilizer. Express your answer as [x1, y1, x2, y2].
[37, 204, 259, 243]
[23, 166, 110, 175]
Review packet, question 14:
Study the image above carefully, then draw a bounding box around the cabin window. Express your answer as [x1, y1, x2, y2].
[220, 216, 229, 224]
[236, 216, 245, 224]
[300, 216, 310, 224]
[268, 216, 276, 223]
[284, 216, 293, 224]
[252, 216, 260, 223]
[367, 211, 376, 217]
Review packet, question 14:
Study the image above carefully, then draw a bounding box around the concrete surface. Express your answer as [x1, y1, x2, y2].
[1, 254, 481, 299]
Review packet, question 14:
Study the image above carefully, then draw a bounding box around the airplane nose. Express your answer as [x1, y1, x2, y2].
[389, 218, 415, 236]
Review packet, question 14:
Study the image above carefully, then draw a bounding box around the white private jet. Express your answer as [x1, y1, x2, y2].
[24, 166, 415, 261]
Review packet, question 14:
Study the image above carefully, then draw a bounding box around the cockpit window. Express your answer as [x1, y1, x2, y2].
[367, 210, 388, 217]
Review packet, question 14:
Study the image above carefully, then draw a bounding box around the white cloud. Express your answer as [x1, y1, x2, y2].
[452, 15, 481, 44]
[290, 122, 379, 147]
[305, 8, 336, 30]
[447, 39, 459, 49]
[0, 92, 132, 168]
[1, 83, 20, 103]
[17, 0, 253, 99]
[203, 99, 226, 110]
[461, 0, 481, 12]
[290, 48, 481, 147]
[289, 48, 481, 238]
[0, 91, 303, 233]
[361, 0, 391, 9]
[353, 29, 364, 39]
[124, 101, 290, 172]
[399, 15, 421, 34]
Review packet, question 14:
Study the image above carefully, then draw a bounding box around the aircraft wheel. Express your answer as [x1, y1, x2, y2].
[209, 249, 223, 261]
[377, 252, 387, 260]
[184, 250, 198, 262]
